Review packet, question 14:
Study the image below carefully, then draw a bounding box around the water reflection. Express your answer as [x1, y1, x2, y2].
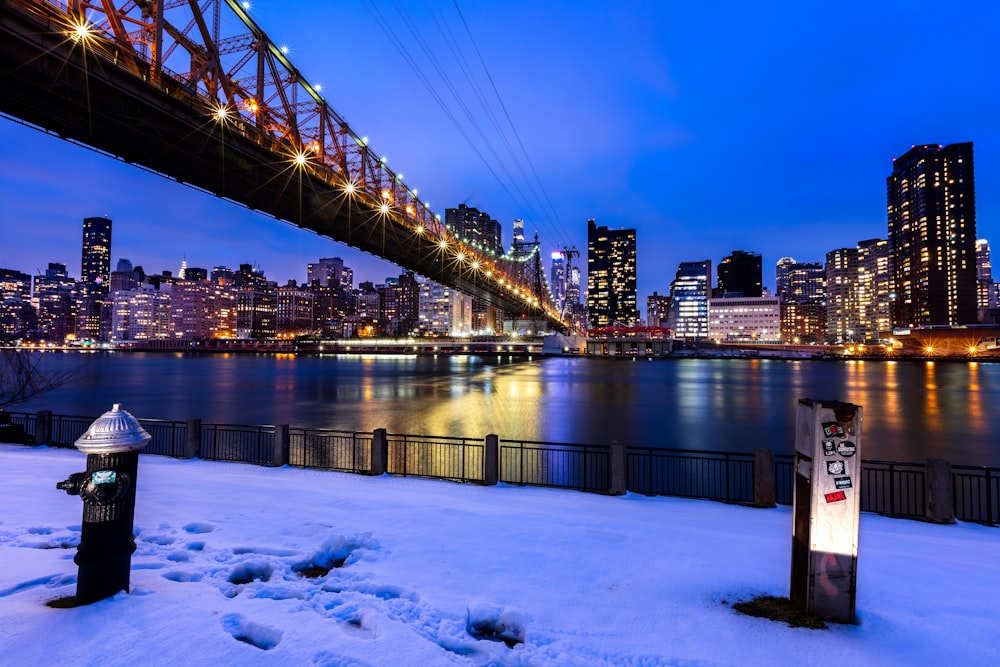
[20, 352, 1000, 466]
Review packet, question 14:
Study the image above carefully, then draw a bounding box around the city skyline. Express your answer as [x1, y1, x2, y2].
[2, 1, 999, 303]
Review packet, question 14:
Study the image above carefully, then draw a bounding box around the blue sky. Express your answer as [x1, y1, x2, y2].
[2, 0, 999, 306]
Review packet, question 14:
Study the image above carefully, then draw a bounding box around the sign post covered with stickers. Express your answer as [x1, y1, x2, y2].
[790, 398, 862, 624]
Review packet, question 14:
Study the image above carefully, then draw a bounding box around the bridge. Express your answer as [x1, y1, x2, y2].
[0, 0, 567, 331]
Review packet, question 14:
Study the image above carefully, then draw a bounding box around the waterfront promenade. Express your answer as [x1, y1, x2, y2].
[1, 445, 997, 665]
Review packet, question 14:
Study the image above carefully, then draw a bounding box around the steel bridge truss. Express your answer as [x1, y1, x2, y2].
[0, 0, 565, 328]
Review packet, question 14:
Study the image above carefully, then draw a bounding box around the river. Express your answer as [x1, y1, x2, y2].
[15, 351, 1000, 467]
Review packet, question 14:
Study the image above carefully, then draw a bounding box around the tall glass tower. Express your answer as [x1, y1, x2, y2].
[887, 143, 977, 327]
[81, 216, 112, 300]
[586, 218, 636, 328]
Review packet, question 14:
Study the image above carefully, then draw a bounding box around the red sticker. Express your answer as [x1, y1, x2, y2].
[824, 490, 847, 503]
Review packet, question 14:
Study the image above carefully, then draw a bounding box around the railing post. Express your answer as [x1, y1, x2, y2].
[272, 424, 290, 467]
[371, 428, 388, 475]
[924, 457, 955, 524]
[609, 440, 626, 495]
[754, 448, 776, 508]
[484, 434, 499, 485]
[184, 418, 201, 459]
[35, 410, 52, 446]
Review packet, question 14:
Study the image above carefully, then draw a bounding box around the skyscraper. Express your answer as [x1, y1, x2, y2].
[887, 143, 978, 327]
[81, 216, 112, 300]
[586, 218, 637, 328]
[549, 251, 566, 313]
[825, 247, 859, 343]
[669, 260, 711, 339]
[975, 239, 997, 311]
[716, 250, 762, 297]
[445, 204, 503, 256]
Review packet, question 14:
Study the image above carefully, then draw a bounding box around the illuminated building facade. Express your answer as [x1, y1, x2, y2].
[0, 268, 34, 341]
[276, 283, 315, 336]
[445, 204, 503, 256]
[825, 247, 859, 343]
[81, 216, 112, 300]
[586, 218, 637, 328]
[887, 142, 978, 327]
[170, 280, 236, 340]
[646, 291, 671, 329]
[670, 260, 711, 339]
[707, 295, 780, 343]
[33, 263, 77, 342]
[857, 238, 891, 341]
[308, 257, 353, 289]
[716, 250, 762, 297]
[418, 279, 473, 336]
[550, 251, 566, 313]
[110, 284, 172, 342]
[775, 258, 825, 304]
[976, 239, 997, 311]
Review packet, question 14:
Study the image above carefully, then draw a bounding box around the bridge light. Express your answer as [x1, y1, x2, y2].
[243, 98, 259, 114]
[68, 19, 95, 43]
[293, 151, 309, 167]
[439, 240, 448, 249]
[281, 45, 289, 54]
[212, 103, 232, 123]
[359, 136, 368, 146]
[405, 206, 414, 216]
[415, 225, 425, 234]
[472, 261, 480, 270]
[343, 182, 356, 195]
[485, 270, 493, 278]
[380, 203, 390, 214]
[457, 253, 466, 262]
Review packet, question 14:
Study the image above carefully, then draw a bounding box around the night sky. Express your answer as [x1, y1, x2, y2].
[2, 0, 998, 307]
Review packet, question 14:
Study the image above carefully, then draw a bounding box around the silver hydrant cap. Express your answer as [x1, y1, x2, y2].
[74, 403, 151, 454]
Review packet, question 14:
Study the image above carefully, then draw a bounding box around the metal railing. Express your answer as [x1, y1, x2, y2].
[500, 439, 609, 492]
[201, 423, 274, 466]
[5, 410, 999, 524]
[138, 419, 187, 458]
[952, 465, 998, 525]
[290, 427, 371, 473]
[627, 448, 755, 502]
[49, 414, 94, 448]
[387, 433, 484, 482]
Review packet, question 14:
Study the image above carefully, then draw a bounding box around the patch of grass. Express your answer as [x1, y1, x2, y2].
[732, 596, 828, 629]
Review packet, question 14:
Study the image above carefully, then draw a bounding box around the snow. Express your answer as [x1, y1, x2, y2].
[1, 444, 998, 666]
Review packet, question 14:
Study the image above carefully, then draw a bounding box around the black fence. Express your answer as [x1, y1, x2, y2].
[627, 448, 756, 502]
[500, 439, 609, 491]
[4, 410, 998, 525]
[387, 433, 485, 482]
[290, 427, 371, 472]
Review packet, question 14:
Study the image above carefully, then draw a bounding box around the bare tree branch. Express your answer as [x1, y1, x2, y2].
[0, 349, 82, 409]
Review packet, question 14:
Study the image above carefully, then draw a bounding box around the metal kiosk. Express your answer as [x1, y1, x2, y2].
[790, 398, 862, 624]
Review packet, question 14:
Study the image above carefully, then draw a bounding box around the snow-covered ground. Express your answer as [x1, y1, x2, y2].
[1, 444, 997, 666]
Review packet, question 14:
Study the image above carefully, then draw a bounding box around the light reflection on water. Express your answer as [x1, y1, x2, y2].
[18, 351, 1000, 466]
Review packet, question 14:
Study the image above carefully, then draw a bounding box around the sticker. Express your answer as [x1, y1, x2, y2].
[836, 441, 857, 457]
[822, 422, 845, 438]
[834, 476, 853, 490]
[91, 470, 117, 484]
[825, 490, 847, 503]
[825, 460, 847, 476]
[822, 439, 836, 456]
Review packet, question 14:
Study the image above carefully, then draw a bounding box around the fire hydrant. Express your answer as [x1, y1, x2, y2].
[56, 404, 151, 605]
